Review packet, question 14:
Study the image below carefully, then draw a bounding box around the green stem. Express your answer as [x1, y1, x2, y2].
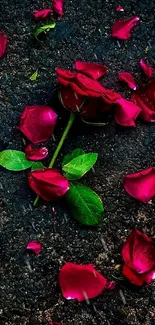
[33, 112, 76, 206]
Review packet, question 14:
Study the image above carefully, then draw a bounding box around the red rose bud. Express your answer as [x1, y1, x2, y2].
[33, 9, 52, 20]
[18, 105, 57, 144]
[25, 144, 48, 161]
[0, 31, 7, 57]
[29, 168, 70, 201]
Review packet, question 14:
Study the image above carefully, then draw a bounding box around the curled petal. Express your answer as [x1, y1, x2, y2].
[121, 229, 155, 274]
[56, 68, 76, 80]
[118, 72, 136, 90]
[115, 97, 141, 126]
[140, 59, 153, 79]
[33, 9, 52, 20]
[29, 168, 70, 201]
[59, 86, 85, 113]
[112, 17, 139, 40]
[26, 241, 42, 254]
[56, 68, 87, 96]
[52, 0, 63, 17]
[59, 263, 107, 301]
[25, 144, 48, 161]
[77, 73, 105, 95]
[124, 167, 155, 203]
[18, 106, 57, 144]
[0, 31, 7, 57]
[131, 81, 155, 122]
[75, 61, 108, 80]
[122, 264, 146, 286]
[116, 5, 124, 12]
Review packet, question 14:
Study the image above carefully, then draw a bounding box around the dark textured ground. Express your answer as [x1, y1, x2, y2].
[0, 0, 155, 324]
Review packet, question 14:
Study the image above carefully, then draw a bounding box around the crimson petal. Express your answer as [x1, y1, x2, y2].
[75, 61, 108, 80]
[29, 168, 70, 201]
[26, 241, 42, 254]
[52, 0, 63, 17]
[122, 264, 146, 286]
[124, 167, 155, 202]
[18, 106, 57, 144]
[0, 31, 7, 57]
[122, 229, 155, 274]
[131, 81, 155, 122]
[76, 73, 106, 96]
[59, 86, 85, 112]
[116, 5, 124, 12]
[59, 263, 107, 301]
[33, 9, 52, 20]
[118, 72, 136, 90]
[140, 59, 153, 79]
[25, 144, 48, 161]
[115, 97, 141, 126]
[112, 17, 139, 40]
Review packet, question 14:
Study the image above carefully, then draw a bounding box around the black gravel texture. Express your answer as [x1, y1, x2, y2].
[0, 0, 155, 324]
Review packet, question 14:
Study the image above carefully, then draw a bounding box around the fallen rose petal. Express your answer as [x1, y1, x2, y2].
[106, 281, 116, 290]
[115, 97, 141, 126]
[26, 241, 42, 254]
[59, 263, 107, 301]
[0, 31, 7, 57]
[116, 5, 124, 12]
[25, 144, 48, 161]
[29, 168, 70, 201]
[111, 17, 139, 40]
[140, 59, 153, 79]
[123, 167, 155, 202]
[33, 9, 52, 20]
[118, 72, 137, 90]
[122, 264, 146, 286]
[77, 73, 106, 95]
[122, 229, 155, 273]
[75, 61, 108, 80]
[18, 106, 57, 144]
[52, 0, 63, 17]
[131, 81, 155, 122]
[59, 86, 85, 113]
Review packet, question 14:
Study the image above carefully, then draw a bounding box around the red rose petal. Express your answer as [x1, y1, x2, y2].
[0, 31, 7, 58]
[52, 0, 63, 17]
[116, 5, 124, 12]
[122, 229, 155, 275]
[56, 68, 87, 96]
[140, 59, 153, 79]
[112, 17, 139, 40]
[118, 72, 137, 90]
[144, 269, 155, 284]
[75, 61, 108, 80]
[26, 241, 42, 254]
[29, 168, 70, 201]
[115, 97, 141, 126]
[131, 80, 155, 122]
[59, 263, 107, 301]
[18, 106, 57, 144]
[124, 167, 155, 202]
[25, 144, 48, 161]
[33, 9, 52, 20]
[59, 86, 85, 112]
[122, 264, 146, 286]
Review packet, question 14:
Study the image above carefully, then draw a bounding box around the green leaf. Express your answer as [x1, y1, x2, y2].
[62, 153, 98, 180]
[65, 182, 104, 226]
[31, 162, 44, 171]
[62, 148, 85, 167]
[0, 150, 33, 171]
[34, 23, 56, 39]
[30, 70, 38, 81]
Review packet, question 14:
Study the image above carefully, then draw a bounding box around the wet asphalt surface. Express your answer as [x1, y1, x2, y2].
[0, 0, 155, 324]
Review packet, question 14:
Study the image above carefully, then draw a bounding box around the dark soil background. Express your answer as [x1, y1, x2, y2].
[0, 0, 155, 324]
